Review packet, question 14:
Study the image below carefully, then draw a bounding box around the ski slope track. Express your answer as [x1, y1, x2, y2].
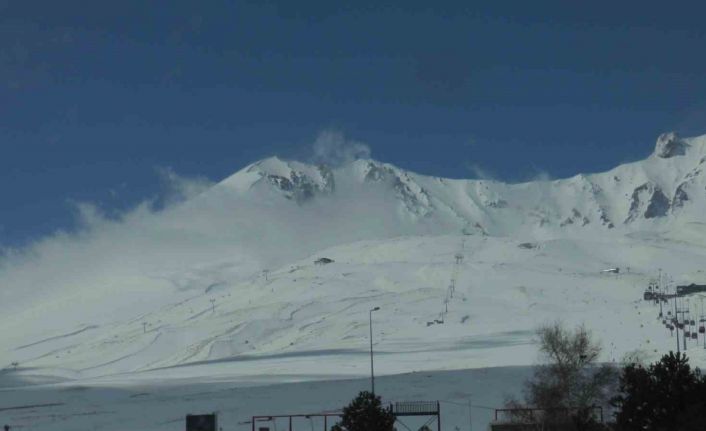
[3, 132, 706, 430]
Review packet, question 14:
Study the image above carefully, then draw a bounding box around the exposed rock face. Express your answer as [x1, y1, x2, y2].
[475, 182, 508, 208]
[485, 198, 508, 208]
[655, 132, 687, 158]
[644, 188, 670, 218]
[672, 182, 690, 209]
[362, 161, 433, 217]
[265, 165, 335, 204]
[626, 183, 670, 222]
[595, 207, 613, 228]
[560, 208, 590, 227]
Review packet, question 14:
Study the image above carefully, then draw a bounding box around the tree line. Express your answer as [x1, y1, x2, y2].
[332, 322, 706, 431]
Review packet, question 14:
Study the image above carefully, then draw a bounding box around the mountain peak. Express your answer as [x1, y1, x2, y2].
[211, 131, 706, 234]
[219, 156, 335, 202]
[654, 131, 688, 158]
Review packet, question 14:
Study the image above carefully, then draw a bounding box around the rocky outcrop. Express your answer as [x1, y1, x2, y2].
[597, 207, 614, 229]
[362, 161, 433, 217]
[486, 199, 508, 208]
[560, 208, 590, 227]
[655, 132, 687, 158]
[644, 188, 670, 218]
[626, 183, 670, 222]
[265, 165, 335, 204]
[672, 182, 689, 209]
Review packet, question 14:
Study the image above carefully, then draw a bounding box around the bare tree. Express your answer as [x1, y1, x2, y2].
[506, 322, 617, 430]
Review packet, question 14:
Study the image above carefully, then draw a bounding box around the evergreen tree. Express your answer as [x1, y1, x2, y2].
[612, 351, 706, 431]
[332, 391, 395, 431]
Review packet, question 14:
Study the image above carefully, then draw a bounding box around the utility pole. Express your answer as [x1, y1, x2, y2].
[701, 297, 705, 349]
[210, 298, 216, 314]
[657, 274, 664, 317]
[683, 299, 688, 352]
[674, 293, 680, 354]
[676, 297, 688, 352]
[142, 322, 147, 333]
[681, 298, 691, 352]
[369, 306, 380, 395]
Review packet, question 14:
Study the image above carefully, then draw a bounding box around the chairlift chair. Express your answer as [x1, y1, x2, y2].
[691, 319, 696, 326]
[692, 332, 698, 340]
[699, 325, 705, 334]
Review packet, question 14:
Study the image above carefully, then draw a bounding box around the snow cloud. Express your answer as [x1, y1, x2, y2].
[311, 129, 371, 166]
[527, 167, 553, 182]
[0, 160, 410, 322]
[156, 166, 214, 205]
[466, 162, 496, 181]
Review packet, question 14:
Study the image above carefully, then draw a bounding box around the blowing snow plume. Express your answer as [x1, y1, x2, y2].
[311, 129, 372, 166]
[0, 144, 418, 326]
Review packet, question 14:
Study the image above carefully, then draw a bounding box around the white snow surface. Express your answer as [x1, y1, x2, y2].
[3, 132, 706, 430]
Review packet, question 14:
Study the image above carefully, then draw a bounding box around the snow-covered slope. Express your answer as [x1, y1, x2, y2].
[2, 132, 706, 419]
[5, 231, 706, 381]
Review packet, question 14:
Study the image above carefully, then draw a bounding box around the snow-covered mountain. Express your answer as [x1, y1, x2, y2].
[216, 132, 706, 237]
[2, 132, 706, 430]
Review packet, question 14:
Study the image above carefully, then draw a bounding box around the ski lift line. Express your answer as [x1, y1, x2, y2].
[433, 236, 469, 325]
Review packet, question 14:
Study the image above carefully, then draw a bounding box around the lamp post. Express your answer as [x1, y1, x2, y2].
[369, 306, 380, 395]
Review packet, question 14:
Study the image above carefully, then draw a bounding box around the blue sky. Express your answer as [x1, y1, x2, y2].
[2, 1, 706, 246]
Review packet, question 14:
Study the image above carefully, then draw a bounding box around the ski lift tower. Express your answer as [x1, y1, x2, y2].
[675, 297, 690, 352]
